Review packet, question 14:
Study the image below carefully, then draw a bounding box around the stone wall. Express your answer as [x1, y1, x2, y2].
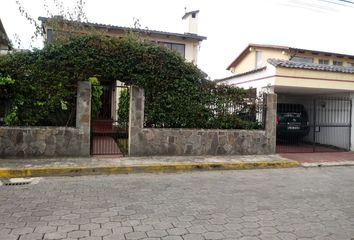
[128, 86, 277, 156]
[0, 81, 91, 157]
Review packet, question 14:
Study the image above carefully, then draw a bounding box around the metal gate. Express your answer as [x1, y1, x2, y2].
[91, 84, 129, 156]
[276, 96, 352, 153]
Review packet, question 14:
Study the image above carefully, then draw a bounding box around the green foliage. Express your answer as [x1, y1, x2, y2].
[117, 88, 129, 129]
[88, 77, 103, 118]
[0, 34, 261, 129]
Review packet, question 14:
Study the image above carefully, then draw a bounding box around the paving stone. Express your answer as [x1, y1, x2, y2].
[147, 229, 168, 237]
[103, 234, 126, 240]
[48, 220, 69, 226]
[204, 224, 225, 232]
[0, 228, 11, 234]
[80, 223, 100, 230]
[240, 228, 261, 236]
[187, 225, 207, 234]
[19, 232, 44, 240]
[11, 227, 34, 235]
[44, 232, 67, 240]
[57, 224, 79, 232]
[167, 227, 188, 235]
[0, 234, 18, 240]
[203, 232, 224, 240]
[91, 217, 110, 224]
[91, 228, 112, 237]
[80, 237, 102, 240]
[162, 236, 183, 240]
[112, 226, 134, 234]
[125, 231, 147, 240]
[134, 225, 154, 232]
[67, 230, 90, 238]
[182, 233, 204, 240]
[122, 220, 141, 226]
[153, 222, 174, 230]
[35, 226, 57, 233]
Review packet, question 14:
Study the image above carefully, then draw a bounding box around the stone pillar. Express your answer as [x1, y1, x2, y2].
[76, 81, 91, 156]
[265, 93, 277, 154]
[128, 86, 145, 156]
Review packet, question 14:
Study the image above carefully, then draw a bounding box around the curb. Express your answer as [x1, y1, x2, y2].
[301, 161, 354, 168]
[0, 160, 300, 178]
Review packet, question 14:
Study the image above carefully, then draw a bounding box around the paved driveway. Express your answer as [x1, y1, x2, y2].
[1, 167, 354, 240]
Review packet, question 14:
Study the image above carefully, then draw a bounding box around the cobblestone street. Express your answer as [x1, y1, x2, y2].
[1, 167, 354, 240]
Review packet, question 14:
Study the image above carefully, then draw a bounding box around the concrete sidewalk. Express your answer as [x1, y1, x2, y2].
[0, 155, 299, 178]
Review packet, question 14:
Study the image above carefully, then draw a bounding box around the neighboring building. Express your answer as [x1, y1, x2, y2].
[217, 43, 354, 152]
[0, 18, 11, 54]
[38, 10, 206, 64]
[218, 43, 354, 95]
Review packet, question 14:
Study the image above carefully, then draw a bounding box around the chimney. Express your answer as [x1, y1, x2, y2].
[182, 10, 199, 34]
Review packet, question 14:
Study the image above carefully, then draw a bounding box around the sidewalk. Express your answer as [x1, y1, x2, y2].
[0, 154, 299, 178]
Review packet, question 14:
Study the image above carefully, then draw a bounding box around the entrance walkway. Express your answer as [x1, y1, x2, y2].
[91, 135, 122, 156]
[281, 151, 354, 165]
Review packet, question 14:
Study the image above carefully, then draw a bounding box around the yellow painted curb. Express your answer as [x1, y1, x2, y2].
[0, 160, 300, 178]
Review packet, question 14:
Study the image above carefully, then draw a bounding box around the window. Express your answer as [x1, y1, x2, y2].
[255, 51, 262, 69]
[347, 62, 354, 67]
[318, 59, 329, 65]
[291, 56, 313, 63]
[158, 42, 185, 58]
[47, 29, 53, 43]
[333, 60, 343, 66]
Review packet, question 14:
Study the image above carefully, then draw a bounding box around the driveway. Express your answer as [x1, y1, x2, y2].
[1, 167, 354, 240]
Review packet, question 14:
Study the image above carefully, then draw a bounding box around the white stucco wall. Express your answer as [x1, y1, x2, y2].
[217, 65, 277, 95]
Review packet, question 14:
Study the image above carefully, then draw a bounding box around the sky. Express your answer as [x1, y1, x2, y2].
[1, 0, 354, 79]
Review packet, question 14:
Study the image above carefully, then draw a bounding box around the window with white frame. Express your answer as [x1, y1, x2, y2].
[318, 59, 329, 65]
[291, 56, 313, 63]
[158, 42, 185, 58]
[47, 29, 53, 43]
[333, 60, 343, 66]
[255, 51, 262, 69]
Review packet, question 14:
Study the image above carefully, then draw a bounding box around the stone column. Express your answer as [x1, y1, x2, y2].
[76, 81, 91, 156]
[128, 86, 145, 156]
[265, 93, 277, 154]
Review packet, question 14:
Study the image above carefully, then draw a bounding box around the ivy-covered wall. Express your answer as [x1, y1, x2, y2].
[0, 34, 260, 129]
[0, 81, 91, 158]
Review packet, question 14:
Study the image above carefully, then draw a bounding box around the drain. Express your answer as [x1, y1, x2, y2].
[0, 178, 42, 186]
[3, 181, 31, 186]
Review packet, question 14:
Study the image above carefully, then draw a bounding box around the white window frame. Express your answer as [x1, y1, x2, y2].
[255, 51, 262, 69]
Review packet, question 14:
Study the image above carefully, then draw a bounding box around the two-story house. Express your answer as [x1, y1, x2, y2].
[217, 44, 354, 153]
[38, 10, 206, 64]
[38, 11, 207, 153]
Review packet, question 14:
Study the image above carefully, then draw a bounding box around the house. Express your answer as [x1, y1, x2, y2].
[38, 10, 206, 64]
[0, 18, 11, 54]
[38, 11, 207, 155]
[217, 44, 354, 153]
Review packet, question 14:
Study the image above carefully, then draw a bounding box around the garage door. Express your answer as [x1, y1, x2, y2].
[276, 96, 352, 153]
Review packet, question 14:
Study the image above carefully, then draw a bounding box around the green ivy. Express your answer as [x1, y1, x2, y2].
[0, 34, 260, 129]
[117, 88, 129, 129]
[88, 77, 103, 118]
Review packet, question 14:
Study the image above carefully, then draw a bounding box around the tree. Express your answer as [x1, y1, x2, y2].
[15, 0, 93, 47]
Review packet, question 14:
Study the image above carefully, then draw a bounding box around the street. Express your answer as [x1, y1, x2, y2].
[1, 167, 354, 240]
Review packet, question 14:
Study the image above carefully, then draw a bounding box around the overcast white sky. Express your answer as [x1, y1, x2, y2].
[1, 0, 354, 79]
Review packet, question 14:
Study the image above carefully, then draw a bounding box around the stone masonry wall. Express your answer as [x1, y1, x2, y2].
[128, 86, 277, 156]
[0, 81, 91, 157]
